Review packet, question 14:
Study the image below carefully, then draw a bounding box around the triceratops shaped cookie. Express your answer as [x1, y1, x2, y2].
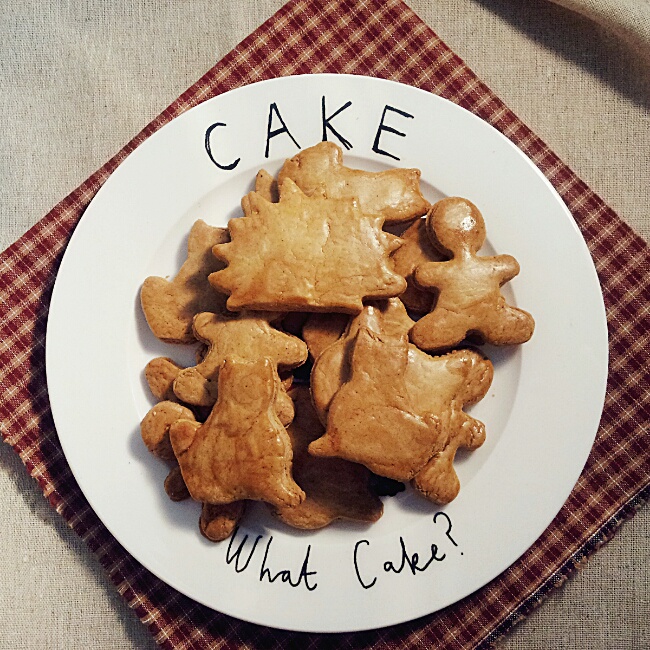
[272, 386, 383, 530]
[170, 357, 305, 509]
[209, 178, 406, 314]
[411, 197, 535, 352]
[172, 311, 307, 414]
[140, 220, 229, 343]
[278, 141, 430, 224]
[309, 325, 493, 504]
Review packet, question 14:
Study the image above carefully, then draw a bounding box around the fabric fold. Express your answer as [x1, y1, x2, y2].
[548, 0, 650, 57]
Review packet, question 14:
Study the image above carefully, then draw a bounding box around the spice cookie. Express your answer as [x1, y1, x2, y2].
[141, 220, 229, 343]
[310, 298, 415, 424]
[309, 327, 493, 503]
[390, 216, 445, 313]
[210, 179, 406, 314]
[278, 141, 429, 224]
[272, 387, 383, 529]
[411, 197, 535, 351]
[200, 501, 248, 542]
[170, 358, 305, 509]
[172, 310, 307, 411]
[301, 312, 350, 360]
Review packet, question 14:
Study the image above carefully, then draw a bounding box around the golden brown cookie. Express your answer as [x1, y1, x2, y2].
[209, 179, 406, 314]
[309, 326, 493, 503]
[405, 346, 493, 503]
[390, 217, 445, 313]
[310, 298, 415, 424]
[140, 220, 229, 343]
[170, 358, 305, 509]
[411, 197, 535, 351]
[140, 401, 196, 461]
[310, 328, 442, 480]
[272, 387, 383, 529]
[301, 312, 350, 360]
[278, 141, 429, 224]
[172, 310, 307, 409]
[200, 501, 248, 542]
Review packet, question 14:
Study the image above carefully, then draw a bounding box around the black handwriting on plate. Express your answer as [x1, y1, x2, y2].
[265, 102, 301, 158]
[353, 512, 461, 590]
[204, 122, 241, 170]
[371, 105, 414, 161]
[225, 527, 318, 591]
[204, 97, 415, 167]
[322, 97, 353, 150]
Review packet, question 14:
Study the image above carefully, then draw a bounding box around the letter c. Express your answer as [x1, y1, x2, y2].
[205, 122, 240, 171]
[353, 540, 377, 589]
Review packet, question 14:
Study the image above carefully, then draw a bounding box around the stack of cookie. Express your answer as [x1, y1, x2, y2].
[139, 142, 534, 541]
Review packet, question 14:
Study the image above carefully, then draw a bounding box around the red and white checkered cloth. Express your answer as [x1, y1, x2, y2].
[1, 0, 648, 647]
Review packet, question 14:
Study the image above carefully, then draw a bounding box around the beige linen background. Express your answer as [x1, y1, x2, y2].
[1, 1, 648, 648]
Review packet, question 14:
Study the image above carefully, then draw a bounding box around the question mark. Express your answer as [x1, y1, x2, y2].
[433, 511, 458, 548]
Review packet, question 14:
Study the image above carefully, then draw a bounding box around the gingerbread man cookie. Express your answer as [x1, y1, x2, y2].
[411, 197, 535, 351]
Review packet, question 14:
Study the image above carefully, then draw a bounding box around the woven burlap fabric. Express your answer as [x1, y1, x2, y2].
[0, 1, 644, 647]
[549, 0, 650, 56]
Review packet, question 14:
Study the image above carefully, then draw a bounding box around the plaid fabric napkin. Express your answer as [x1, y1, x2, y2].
[1, 0, 648, 647]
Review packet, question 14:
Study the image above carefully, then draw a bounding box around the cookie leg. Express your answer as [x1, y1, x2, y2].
[486, 305, 535, 345]
[412, 443, 460, 504]
[200, 501, 247, 542]
[410, 308, 471, 352]
[412, 412, 485, 503]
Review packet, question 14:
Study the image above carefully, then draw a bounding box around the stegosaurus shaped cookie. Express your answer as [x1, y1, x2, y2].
[209, 178, 406, 314]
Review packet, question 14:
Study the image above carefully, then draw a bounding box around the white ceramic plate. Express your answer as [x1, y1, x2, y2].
[46, 74, 608, 633]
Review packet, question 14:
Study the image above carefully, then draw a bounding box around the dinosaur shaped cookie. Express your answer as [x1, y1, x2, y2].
[278, 141, 430, 224]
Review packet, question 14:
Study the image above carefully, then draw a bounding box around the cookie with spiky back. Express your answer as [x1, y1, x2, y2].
[170, 358, 305, 509]
[272, 386, 383, 530]
[141, 220, 229, 343]
[278, 141, 430, 224]
[209, 178, 406, 314]
[172, 311, 307, 419]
